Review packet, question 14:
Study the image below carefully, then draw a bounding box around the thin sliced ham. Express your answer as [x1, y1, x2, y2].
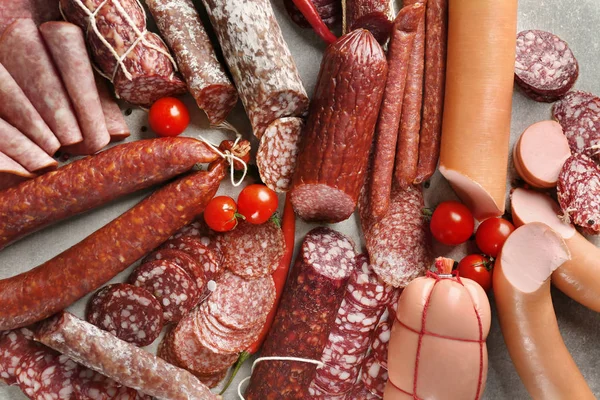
[95, 74, 130, 142]
[0, 151, 35, 191]
[0, 118, 57, 173]
[0, 0, 60, 35]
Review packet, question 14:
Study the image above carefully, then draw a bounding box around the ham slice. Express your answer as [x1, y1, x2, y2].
[0, 151, 35, 191]
[95, 74, 130, 142]
[0, 117, 57, 172]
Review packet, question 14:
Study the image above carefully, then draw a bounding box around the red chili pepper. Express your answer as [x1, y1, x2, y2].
[292, 0, 337, 44]
[220, 195, 296, 394]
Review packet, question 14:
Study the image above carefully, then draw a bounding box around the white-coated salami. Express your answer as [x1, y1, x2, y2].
[552, 90, 600, 159]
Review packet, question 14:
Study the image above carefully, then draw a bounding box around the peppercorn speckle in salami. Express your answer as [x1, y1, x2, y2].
[161, 236, 223, 283]
[552, 90, 600, 159]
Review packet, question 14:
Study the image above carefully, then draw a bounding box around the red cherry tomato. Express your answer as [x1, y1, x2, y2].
[475, 217, 515, 257]
[429, 201, 475, 246]
[237, 184, 278, 224]
[148, 97, 190, 137]
[204, 196, 238, 232]
[457, 254, 493, 292]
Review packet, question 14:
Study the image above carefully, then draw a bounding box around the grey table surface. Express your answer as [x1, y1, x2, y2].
[1, 0, 600, 399]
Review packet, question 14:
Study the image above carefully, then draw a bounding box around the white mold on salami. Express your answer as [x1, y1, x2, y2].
[553, 90, 600, 159]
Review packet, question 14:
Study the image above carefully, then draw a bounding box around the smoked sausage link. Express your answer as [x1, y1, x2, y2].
[290, 29, 387, 223]
[0, 161, 225, 330]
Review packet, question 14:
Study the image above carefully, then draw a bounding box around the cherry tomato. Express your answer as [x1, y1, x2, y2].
[204, 196, 238, 232]
[429, 201, 474, 246]
[237, 184, 278, 224]
[475, 217, 515, 257]
[148, 97, 190, 137]
[457, 254, 493, 292]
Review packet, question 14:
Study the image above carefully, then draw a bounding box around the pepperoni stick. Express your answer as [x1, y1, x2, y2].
[0, 137, 218, 250]
[0, 118, 57, 173]
[414, 0, 448, 184]
[40, 21, 110, 155]
[367, 4, 424, 219]
[95, 74, 130, 142]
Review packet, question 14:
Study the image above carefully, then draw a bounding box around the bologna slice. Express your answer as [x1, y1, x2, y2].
[40, 21, 110, 155]
[0, 63, 59, 155]
[0, 118, 57, 172]
[0, 18, 82, 146]
[95, 74, 130, 142]
[0, 151, 35, 192]
[145, 0, 238, 125]
[552, 90, 600, 159]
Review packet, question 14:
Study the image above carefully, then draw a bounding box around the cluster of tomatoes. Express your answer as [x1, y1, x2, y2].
[429, 201, 515, 292]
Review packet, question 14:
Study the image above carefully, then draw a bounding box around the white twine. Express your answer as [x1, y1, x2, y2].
[236, 357, 325, 399]
[195, 133, 248, 187]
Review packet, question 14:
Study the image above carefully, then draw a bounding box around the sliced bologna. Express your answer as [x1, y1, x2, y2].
[86, 283, 164, 347]
[161, 236, 223, 283]
[145, 0, 238, 125]
[129, 260, 200, 323]
[513, 120, 571, 188]
[245, 227, 356, 399]
[557, 153, 600, 234]
[95, 74, 130, 142]
[0, 18, 82, 146]
[515, 30, 578, 102]
[0, 62, 59, 155]
[201, 0, 309, 138]
[216, 220, 284, 279]
[0, 118, 57, 172]
[257, 117, 304, 193]
[552, 90, 600, 159]
[0, 151, 35, 192]
[0, 327, 38, 385]
[40, 21, 110, 155]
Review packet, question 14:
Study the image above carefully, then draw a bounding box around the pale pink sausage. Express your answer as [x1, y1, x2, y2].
[94, 74, 130, 142]
[0, 151, 35, 191]
[40, 21, 110, 155]
[512, 121, 571, 188]
[0, 18, 82, 146]
[0, 117, 57, 172]
[0, 63, 59, 155]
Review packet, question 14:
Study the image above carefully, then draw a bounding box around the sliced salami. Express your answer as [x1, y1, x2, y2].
[216, 221, 284, 279]
[347, 383, 382, 399]
[161, 236, 223, 283]
[552, 90, 600, 159]
[515, 30, 578, 102]
[85, 283, 164, 347]
[129, 260, 200, 323]
[143, 249, 206, 292]
[0, 327, 38, 385]
[195, 368, 228, 389]
[360, 356, 388, 398]
[307, 382, 352, 399]
[257, 117, 305, 193]
[346, 254, 396, 309]
[557, 153, 600, 234]
[16, 349, 81, 400]
[74, 368, 151, 400]
[386, 288, 402, 321]
[370, 322, 391, 369]
[195, 303, 258, 353]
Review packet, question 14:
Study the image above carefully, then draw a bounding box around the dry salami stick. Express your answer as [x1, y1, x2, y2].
[342, 0, 394, 44]
[395, 0, 426, 188]
[367, 4, 425, 220]
[414, 0, 448, 184]
[145, 0, 238, 126]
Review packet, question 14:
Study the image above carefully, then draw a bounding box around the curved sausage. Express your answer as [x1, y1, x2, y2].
[439, 0, 517, 219]
[493, 222, 594, 400]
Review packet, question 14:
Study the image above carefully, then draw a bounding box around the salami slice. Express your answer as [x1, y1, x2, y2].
[216, 220, 284, 279]
[161, 236, 223, 283]
[143, 249, 206, 292]
[0, 328, 38, 385]
[515, 30, 578, 102]
[145, 0, 237, 125]
[129, 260, 200, 323]
[195, 368, 228, 389]
[94, 74, 130, 142]
[16, 349, 81, 400]
[0, 18, 83, 146]
[347, 383, 382, 399]
[370, 322, 391, 369]
[74, 368, 151, 400]
[86, 283, 164, 347]
[347, 254, 396, 309]
[360, 356, 388, 398]
[557, 153, 600, 234]
[201, 0, 309, 138]
[195, 303, 260, 354]
[552, 90, 600, 159]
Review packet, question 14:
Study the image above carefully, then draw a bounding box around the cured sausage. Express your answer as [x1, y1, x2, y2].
[385, 258, 491, 399]
[0, 63, 59, 155]
[342, 0, 394, 44]
[284, 0, 341, 29]
[0, 137, 218, 250]
[439, 0, 517, 220]
[514, 30, 578, 102]
[0, 0, 61, 35]
[0, 158, 226, 330]
[414, 0, 448, 184]
[201, 0, 309, 138]
[512, 120, 571, 188]
[59, 0, 186, 106]
[161, 236, 223, 284]
[511, 188, 600, 313]
[0, 152, 35, 192]
[95, 74, 130, 142]
[40, 21, 110, 155]
[143, 248, 206, 291]
[0, 327, 38, 385]
[74, 368, 150, 400]
[493, 223, 594, 400]
[145, 0, 238, 125]
[35, 311, 220, 400]
[0, 18, 82, 146]
[290, 29, 387, 223]
[0, 118, 57, 173]
[245, 227, 356, 399]
[367, 4, 424, 219]
[16, 348, 81, 399]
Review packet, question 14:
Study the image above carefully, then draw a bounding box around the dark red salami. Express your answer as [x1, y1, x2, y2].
[0, 327, 38, 385]
[74, 368, 151, 400]
[284, 0, 341, 29]
[360, 355, 388, 398]
[557, 153, 600, 234]
[161, 236, 223, 283]
[370, 321, 391, 369]
[348, 383, 382, 399]
[552, 90, 600, 159]
[86, 283, 164, 347]
[216, 220, 284, 279]
[195, 303, 257, 354]
[386, 288, 402, 321]
[129, 260, 200, 323]
[16, 349, 81, 400]
[343, 0, 394, 44]
[515, 30, 578, 102]
[143, 249, 206, 292]
[195, 368, 228, 389]
[245, 227, 355, 399]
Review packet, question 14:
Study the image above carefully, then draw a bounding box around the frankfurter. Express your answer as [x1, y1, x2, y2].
[511, 188, 600, 312]
[493, 222, 594, 399]
[439, 0, 517, 219]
